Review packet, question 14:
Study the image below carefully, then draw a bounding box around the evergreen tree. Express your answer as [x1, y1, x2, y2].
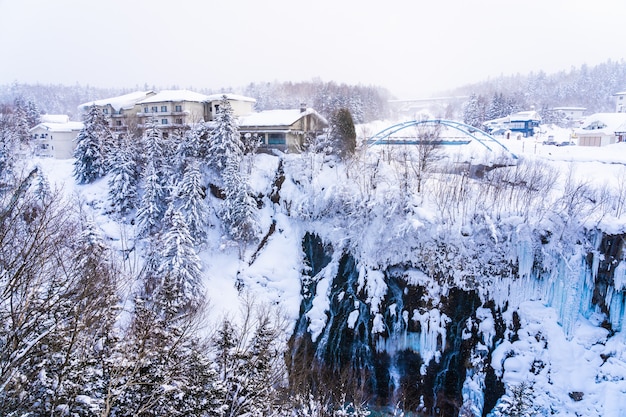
[73, 105, 112, 184]
[0, 110, 18, 186]
[328, 108, 357, 159]
[463, 93, 488, 129]
[108, 135, 140, 216]
[136, 159, 168, 237]
[221, 157, 258, 243]
[157, 206, 204, 316]
[212, 307, 285, 417]
[172, 159, 210, 244]
[492, 382, 537, 417]
[208, 96, 243, 172]
[12, 98, 31, 144]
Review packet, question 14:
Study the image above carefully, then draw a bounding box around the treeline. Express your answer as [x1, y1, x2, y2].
[243, 80, 393, 123]
[453, 59, 626, 117]
[0, 80, 394, 124]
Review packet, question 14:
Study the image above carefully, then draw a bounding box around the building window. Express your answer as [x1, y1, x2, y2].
[144, 107, 149, 113]
[214, 104, 219, 113]
[268, 133, 286, 145]
[116, 120, 122, 126]
[175, 118, 183, 124]
[161, 105, 167, 112]
[103, 108, 108, 114]
[161, 119, 168, 125]
[152, 106, 158, 112]
[175, 105, 182, 112]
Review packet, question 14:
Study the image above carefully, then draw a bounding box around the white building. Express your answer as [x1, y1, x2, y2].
[574, 113, 626, 146]
[30, 115, 84, 158]
[614, 91, 626, 113]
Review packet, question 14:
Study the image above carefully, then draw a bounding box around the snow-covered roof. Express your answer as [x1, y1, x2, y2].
[206, 93, 256, 103]
[613, 91, 626, 96]
[30, 121, 84, 133]
[576, 113, 626, 134]
[40, 114, 70, 123]
[79, 91, 155, 112]
[484, 110, 541, 126]
[238, 108, 327, 127]
[509, 110, 541, 122]
[137, 89, 209, 104]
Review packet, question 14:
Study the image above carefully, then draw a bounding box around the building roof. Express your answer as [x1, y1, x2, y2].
[238, 108, 327, 128]
[206, 93, 256, 103]
[576, 113, 626, 135]
[79, 91, 155, 112]
[613, 91, 626, 96]
[30, 121, 84, 133]
[509, 110, 541, 122]
[137, 90, 209, 104]
[40, 114, 70, 123]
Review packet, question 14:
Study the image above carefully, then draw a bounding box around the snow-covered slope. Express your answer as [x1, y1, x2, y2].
[36, 128, 626, 416]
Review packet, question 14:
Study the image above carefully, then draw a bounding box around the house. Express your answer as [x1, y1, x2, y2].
[483, 110, 542, 138]
[552, 106, 586, 126]
[614, 91, 626, 113]
[30, 116, 84, 159]
[78, 91, 156, 132]
[574, 113, 626, 146]
[134, 90, 257, 131]
[238, 106, 328, 152]
[205, 93, 256, 121]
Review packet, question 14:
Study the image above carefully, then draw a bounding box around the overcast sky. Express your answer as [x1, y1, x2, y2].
[1, 0, 624, 99]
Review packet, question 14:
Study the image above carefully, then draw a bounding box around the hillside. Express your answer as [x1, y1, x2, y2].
[14, 129, 626, 416]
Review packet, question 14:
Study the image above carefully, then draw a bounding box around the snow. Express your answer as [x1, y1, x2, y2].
[30, 120, 626, 416]
[30, 121, 84, 132]
[79, 90, 154, 111]
[205, 93, 256, 103]
[238, 108, 326, 127]
[136, 89, 209, 104]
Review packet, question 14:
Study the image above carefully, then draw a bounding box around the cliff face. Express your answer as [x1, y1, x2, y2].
[286, 227, 626, 416]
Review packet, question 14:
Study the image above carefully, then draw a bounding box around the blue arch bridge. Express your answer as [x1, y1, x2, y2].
[366, 119, 518, 159]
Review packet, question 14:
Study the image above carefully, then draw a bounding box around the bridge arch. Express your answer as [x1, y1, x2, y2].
[367, 119, 518, 159]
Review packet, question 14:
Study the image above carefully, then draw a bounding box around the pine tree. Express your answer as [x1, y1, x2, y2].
[208, 95, 258, 243]
[208, 96, 243, 172]
[12, 98, 31, 144]
[156, 206, 204, 316]
[73, 105, 112, 184]
[173, 159, 210, 244]
[108, 135, 140, 216]
[221, 157, 258, 243]
[328, 108, 357, 159]
[0, 111, 18, 186]
[463, 93, 487, 129]
[136, 159, 168, 237]
[492, 382, 537, 417]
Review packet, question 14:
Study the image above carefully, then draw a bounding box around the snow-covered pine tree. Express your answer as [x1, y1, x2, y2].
[208, 96, 243, 172]
[108, 135, 140, 216]
[221, 156, 259, 243]
[328, 108, 357, 159]
[136, 159, 168, 237]
[172, 159, 210, 244]
[73, 105, 112, 184]
[492, 382, 537, 417]
[463, 93, 487, 129]
[212, 303, 286, 417]
[208, 96, 258, 243]
[12, 97, 32, 144]
[156, 206, 204, 316]
[0, 110, 18, 186]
